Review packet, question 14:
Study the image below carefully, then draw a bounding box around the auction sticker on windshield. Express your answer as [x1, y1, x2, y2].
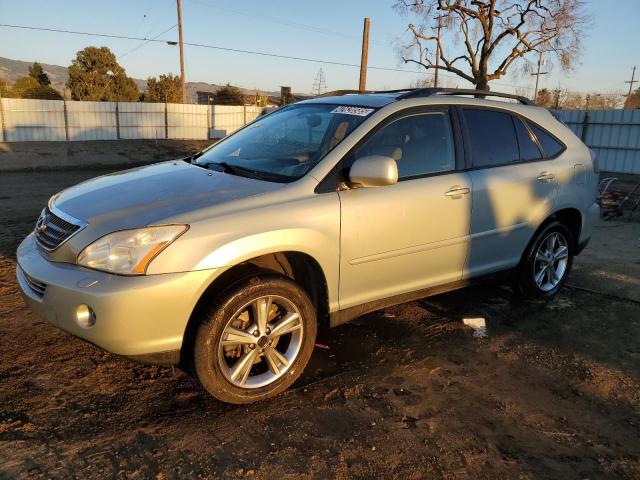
[331, 106, 375, 116]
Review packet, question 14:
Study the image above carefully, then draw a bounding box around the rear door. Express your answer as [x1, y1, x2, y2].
[461, 108, 558, 277]
[338, 108, 472, 309]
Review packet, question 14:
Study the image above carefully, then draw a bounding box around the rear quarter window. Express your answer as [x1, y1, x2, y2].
[527, 123, 565, 158]
[514, 117, 543, 161]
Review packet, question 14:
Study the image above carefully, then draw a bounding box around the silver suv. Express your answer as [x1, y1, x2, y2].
[17, 88, 599, 404]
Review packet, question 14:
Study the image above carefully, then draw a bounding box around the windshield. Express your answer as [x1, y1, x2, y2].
[195, 103, 375, 181]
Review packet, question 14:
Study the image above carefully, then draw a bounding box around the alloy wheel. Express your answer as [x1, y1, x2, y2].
[217, 295, 304, 389]
[533, 231, 569, 292]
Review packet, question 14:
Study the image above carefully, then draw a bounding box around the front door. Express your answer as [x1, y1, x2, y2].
[338, 109, 472, 309]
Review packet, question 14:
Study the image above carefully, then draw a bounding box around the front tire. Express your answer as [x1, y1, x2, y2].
[517, 221, 574, 298]
[194, 276, 317, 404]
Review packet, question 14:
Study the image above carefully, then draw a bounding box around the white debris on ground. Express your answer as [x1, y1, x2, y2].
[463, 317, 487, 338]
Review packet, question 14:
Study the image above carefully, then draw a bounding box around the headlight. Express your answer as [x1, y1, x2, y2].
[77, 225, 188, 275]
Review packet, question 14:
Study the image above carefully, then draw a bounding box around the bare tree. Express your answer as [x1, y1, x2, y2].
[584, 93, 622, 110]
[624, 88, 640, 109]
[395, 0, 589, 90]
[409, 75, 459, 88]
[535, 87, 554, 107]
[559, 91, 583, 109]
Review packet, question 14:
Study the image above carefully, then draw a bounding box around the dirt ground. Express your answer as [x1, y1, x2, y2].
[1, 169, 639, 479]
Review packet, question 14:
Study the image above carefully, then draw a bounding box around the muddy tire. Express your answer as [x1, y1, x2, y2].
[193, 276, 316, 404]
[517, 221, 574, 298]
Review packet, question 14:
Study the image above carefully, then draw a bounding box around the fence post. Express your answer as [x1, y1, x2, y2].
[0, 94, 6, 142]
[63, 100, 70, 141]
[115, 103, 121, 140]
[581, 110, 590, 143]
[243, 105, 247, 126]
[207, 104, 211, 140]
[164, 103, 169, 139]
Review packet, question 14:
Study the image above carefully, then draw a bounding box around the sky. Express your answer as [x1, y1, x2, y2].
[0, 0, 638, 96]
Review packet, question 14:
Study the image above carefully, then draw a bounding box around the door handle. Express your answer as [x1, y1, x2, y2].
[537, 171, 555, 182]
[445, 186, 470, 198]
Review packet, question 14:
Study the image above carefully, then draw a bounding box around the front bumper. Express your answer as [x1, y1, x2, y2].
[16, 234, 217, 364]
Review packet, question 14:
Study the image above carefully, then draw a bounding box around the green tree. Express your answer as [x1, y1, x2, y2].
[5, 76, 63, 99]
[213, 84, 245, 105]
[28, 62, 51, 86]
[143, 74, 182, 103]
[66, 46, 139, 101]
[9, 76, 38, 97]
[0, 78, 9, 97]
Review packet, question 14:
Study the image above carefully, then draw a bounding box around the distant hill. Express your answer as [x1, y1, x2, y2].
[0, 57, 69, 93]
[0, 56, 283, 101]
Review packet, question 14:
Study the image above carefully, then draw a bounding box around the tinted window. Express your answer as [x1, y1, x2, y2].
[514, 117, 543, 161]
[353, 111, 455, 179]
[463, 109, 519, 167]
[528, 123, 564, 158]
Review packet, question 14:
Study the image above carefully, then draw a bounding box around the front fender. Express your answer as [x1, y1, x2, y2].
[190, 228, 333, 272]
[157, 227, 339, 311]
[147, 188, 342, 311]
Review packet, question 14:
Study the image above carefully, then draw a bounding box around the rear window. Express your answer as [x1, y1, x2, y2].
[463, 109, 519, 167]
[528, 123, 565, 158]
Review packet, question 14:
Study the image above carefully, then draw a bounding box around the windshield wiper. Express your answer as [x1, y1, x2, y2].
[201, 161, 292, 183]
[184, 151, 205, 163]
[202, 161, 243, 175]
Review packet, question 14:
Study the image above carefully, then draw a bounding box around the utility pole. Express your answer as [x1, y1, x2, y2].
[358, 17, 370, 93]
[531, 50, 548, 101]
[176, 0, 187, 103]
[625, 66, 637, 97]
[434, 15, 443, 88]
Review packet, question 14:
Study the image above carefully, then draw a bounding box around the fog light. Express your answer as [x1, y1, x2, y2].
[76, 304, 96, 328]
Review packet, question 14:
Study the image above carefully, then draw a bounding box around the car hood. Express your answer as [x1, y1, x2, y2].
[52, 161, 284, 228]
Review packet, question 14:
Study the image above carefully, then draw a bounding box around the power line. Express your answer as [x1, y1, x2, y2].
[0, 22, 535, 91]
[119, 24, 177, 59]
[186, 0, 372, 44]
[0, 23, 165, 42]
[0, 23, 421, 74]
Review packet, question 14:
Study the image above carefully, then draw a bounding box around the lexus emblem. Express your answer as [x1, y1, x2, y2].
[37, 215, 49, 232]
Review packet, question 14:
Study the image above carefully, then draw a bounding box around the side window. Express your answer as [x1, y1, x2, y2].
[527, 122, 565, 158]
[463, 109, 519, 167]
[353, 111, 455, 179]
[514, 117, 543, 161]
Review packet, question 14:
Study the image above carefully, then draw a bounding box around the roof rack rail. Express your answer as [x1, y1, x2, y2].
[315, 88, 412, 97]
[396, 88, 535, 106]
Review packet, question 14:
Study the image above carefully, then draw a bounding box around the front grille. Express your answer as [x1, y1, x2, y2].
[34, 207, 82, 251]
[19, 267, 47, 298]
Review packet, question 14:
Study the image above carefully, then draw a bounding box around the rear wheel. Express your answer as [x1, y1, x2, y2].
[194, 276, 316, 404]
[517, 221, 574, 298]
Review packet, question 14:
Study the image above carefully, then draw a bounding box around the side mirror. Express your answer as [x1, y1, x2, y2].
[348, 155, 398, 188]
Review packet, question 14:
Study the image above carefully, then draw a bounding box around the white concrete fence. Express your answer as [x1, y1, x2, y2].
[0, 98, 264, 142]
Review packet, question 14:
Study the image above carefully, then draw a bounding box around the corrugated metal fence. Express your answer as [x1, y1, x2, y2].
[0, 98, 264, 142]
[2, 100, 638, 174]
[553, 109, 640, 174]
